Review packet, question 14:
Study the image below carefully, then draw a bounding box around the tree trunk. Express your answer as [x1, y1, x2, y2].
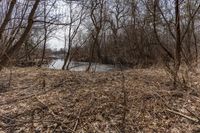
[174, 0, 181, 88]
[39, 1, 47, 67]
[0, 0, 16, 40]
[0, 0, 40, 70]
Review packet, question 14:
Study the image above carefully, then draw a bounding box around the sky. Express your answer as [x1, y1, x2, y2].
[49, 29, 65, 50]
[46, 1, 69, 50]
[46, 0, 81, 51]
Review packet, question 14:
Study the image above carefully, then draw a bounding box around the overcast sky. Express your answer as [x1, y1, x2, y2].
[46, 1, 68, 50]
[46, 0, 83, 51]
[48, 29, 65, 50]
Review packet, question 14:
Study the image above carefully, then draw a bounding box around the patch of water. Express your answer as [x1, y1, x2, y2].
[48, 59, 117, 72]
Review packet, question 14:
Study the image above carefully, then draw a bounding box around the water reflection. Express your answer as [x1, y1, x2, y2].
[48, 59, 116, 72]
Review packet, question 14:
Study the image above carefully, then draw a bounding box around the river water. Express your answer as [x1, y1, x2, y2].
[48, 59, 117, 72]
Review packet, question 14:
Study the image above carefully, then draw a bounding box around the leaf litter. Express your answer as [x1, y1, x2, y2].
[0, 67, 199, 132]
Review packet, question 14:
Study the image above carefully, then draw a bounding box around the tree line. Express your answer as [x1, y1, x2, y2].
[0, 0, 200, 86]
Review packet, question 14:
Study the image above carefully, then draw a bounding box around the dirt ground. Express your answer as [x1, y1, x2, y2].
[0, 67, 200, 133]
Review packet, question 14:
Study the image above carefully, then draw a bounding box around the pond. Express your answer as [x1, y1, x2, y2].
[48, 59, 119, 72]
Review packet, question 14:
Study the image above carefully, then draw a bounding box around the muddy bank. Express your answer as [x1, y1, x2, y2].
[0, 67, 200, 132]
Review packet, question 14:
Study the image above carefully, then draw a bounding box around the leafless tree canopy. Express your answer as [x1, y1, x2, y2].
[0, 0, 200, 82]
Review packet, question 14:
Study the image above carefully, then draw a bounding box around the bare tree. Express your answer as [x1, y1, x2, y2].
[174, 0, 181, 87]
[0, 0, 40, 70]
[86, 0, 105, 71]
[62, 1, 85, 70]
[0, 0, 16, 40]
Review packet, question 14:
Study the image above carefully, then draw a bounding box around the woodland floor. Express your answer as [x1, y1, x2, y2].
[0, 67, 200, 132]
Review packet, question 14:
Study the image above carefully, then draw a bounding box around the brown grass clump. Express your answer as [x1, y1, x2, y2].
[0, 67, 200, 132]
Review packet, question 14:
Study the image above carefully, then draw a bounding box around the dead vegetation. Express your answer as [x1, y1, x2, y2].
[0, 67, 200, 132]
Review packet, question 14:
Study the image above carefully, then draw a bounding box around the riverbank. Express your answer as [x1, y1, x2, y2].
[0, 67, 200, 132]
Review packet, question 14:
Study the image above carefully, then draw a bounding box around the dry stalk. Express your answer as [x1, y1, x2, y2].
[29, 110, 35, 133]
[118, 61, 128, 133]
[8, 68, 12, 87]
[167, 109, 199, 123]
[72, 109, 82, 132]
[121, 73, 127, 133]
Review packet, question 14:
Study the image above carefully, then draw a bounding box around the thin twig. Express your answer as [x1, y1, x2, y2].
[167, 109, 199, 123]
[73, 109, 82, 132]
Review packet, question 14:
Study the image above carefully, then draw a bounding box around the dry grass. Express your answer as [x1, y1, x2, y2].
[0, 67, 200, 132]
